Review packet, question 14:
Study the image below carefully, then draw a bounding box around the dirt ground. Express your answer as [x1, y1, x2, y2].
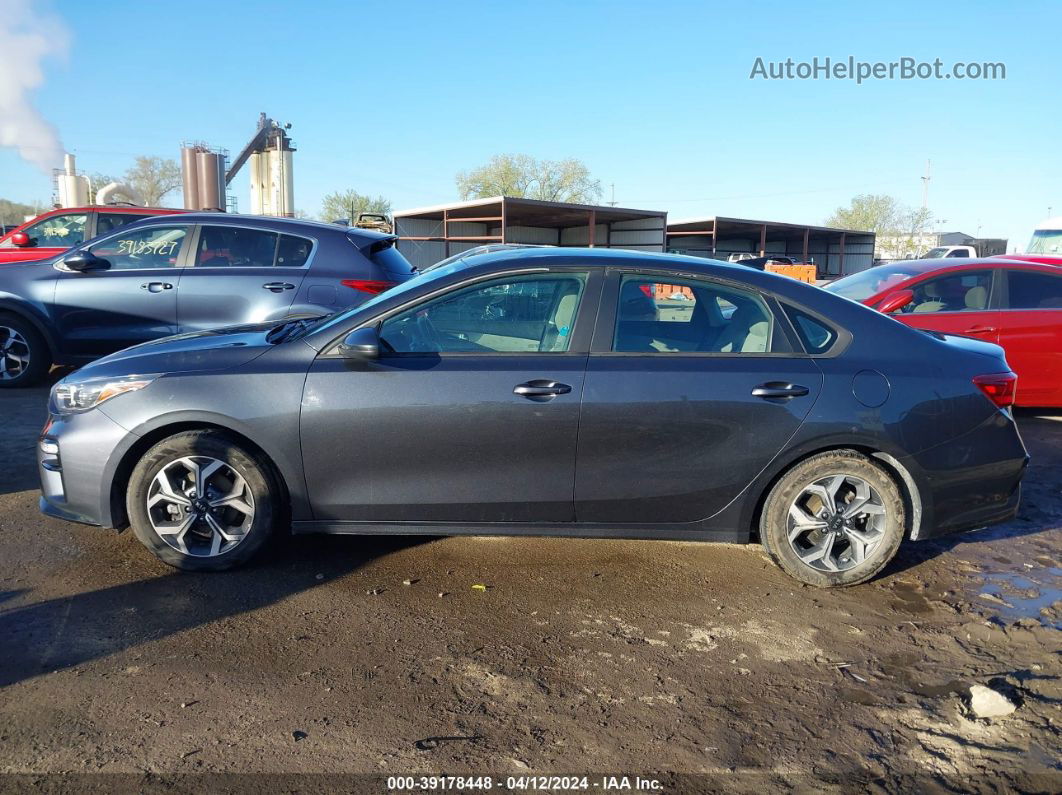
[0, 380, 1059, 793]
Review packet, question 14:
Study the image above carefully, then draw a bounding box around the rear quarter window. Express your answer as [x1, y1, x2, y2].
[784, 306, 837, 353]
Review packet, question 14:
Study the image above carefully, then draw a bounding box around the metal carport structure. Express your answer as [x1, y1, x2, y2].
[666, 216, 875, 277]
[394, 196, 667, 271]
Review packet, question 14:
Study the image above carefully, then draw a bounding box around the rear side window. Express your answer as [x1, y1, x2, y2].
[198, 226, 278, 268]
[612, 275, 773, 354]
[784, 306, 837, 353]
[96, 213, 156, 235]
[276, 234, 313, 267]
[1007, 270, 1062, 309]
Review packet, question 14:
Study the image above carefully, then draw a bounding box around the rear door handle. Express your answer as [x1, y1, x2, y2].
[514, 380, 572, 399]
[140, 282, 173, 293]
[263, 282, 296, 292]
[751, 382, 810, 399]
[964, 326, 997, 334]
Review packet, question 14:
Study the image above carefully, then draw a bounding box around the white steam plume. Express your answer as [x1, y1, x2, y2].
[0, 0, 70, 173]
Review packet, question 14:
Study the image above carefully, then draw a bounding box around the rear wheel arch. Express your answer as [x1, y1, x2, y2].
[109, 421, 290, 531]
[748, 443, 922, 543]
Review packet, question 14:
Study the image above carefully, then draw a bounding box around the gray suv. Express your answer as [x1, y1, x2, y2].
[0, 213, 415, 386]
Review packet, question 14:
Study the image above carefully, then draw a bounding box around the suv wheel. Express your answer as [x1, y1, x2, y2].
[127, 431, 278, 571]
[760, 451, 905, 587]
[0, 314, 51, 388]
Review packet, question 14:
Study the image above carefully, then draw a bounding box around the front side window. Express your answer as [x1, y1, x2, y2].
[1007, 271, 1062, 309]
[380, 273, 587, 353]
[613, 275, 773, 353]
[5, 213, 88, 248]
[901, 271, 992, 313]
[198, 226, 279, 267]
[86, 225, 187, 270]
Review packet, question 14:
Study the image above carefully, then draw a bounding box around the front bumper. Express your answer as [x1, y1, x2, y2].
[38, 408, 134, 528]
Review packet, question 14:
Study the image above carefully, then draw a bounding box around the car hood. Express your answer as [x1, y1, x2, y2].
[71, 322, 282, 380]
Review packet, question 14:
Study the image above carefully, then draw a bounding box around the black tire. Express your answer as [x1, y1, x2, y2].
[126, 430, 279, 572]
[0, 313, 51, 388]
[759, 450, 905, 587]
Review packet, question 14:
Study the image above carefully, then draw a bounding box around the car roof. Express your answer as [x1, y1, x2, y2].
[124, 212, 396, 241]
[880, 256, 1057, 274]
[35, 205, 184, 214]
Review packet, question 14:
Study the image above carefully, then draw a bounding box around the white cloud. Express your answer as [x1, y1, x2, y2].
[0, 0, 70, 172]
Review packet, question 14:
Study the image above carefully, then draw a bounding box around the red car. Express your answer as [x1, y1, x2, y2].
[990, 253, 1062, 266]
[825, 258, 1062, 407]
[0, 206, 186, 264]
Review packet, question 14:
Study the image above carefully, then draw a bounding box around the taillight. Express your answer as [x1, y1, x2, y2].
[973, 372, 1017, 409]
[340, 279, 395, 295]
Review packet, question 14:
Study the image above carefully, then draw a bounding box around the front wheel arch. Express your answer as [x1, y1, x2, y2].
[109, 421, 290, 532]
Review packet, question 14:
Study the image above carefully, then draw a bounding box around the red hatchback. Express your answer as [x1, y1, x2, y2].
[825, 258, 1062, 407]
[0, 206, 186, 265]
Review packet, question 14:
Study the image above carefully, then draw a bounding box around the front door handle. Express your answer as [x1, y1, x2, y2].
[140, 282, 173, 293]
[263, 282, 296, 293]
[964, 326, 997, 335]
[751, 382, 810, 399]
[514, 380, 572, 400]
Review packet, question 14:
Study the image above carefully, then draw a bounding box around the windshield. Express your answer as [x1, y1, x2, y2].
[1028, 229, 1062, 255]
[922, 247, 948, 258]
[824, 265, 924, 302]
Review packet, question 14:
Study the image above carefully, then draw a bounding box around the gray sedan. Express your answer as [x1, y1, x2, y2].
[38, 248, 1028, 587]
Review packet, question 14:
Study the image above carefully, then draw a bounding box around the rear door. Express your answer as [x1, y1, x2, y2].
[997, 268, 1062, 405]
[176, 224, 311, 333]
[574, 270, 823, 525]
[888, 268, 1002, 342]
[52, 224, 189, 356]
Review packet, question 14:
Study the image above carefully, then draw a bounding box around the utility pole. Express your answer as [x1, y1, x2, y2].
[609, 183, 617, 207]
[920, 159, 931, 210]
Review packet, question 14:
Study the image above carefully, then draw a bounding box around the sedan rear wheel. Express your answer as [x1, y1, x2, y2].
[127, 430, 277, 571]
[760, 451, 905, 587]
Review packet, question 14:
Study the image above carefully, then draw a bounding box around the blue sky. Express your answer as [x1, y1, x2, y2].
[2, 0, 1059, 250]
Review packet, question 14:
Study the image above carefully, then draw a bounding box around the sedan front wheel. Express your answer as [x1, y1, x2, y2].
[127, 431, 278, 571]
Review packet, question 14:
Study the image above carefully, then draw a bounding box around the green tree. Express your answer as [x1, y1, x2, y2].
[826, 193, 934, 260]
[320, 191, 391, 224]
[124, 156, 181, 206]
[824, 193, 904, 236]
[456, 154, 602, 203]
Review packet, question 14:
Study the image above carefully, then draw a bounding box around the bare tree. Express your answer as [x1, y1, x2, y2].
[123, 156, 181, 206]
[457, 154, 602, 204]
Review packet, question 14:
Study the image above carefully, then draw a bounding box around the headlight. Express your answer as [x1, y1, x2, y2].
[51, 375, 158, 414]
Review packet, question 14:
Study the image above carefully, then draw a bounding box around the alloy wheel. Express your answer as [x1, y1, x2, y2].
[146, 456, 255, 557]
[786, 474, 887, 572]
[0, 326, 30, 381]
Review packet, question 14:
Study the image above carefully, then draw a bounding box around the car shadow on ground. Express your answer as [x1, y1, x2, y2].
[0, 533, 432, 689]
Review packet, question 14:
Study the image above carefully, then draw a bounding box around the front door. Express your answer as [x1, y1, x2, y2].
[890, 268, 1002, 343]
[300, 269, 599, 523]
[575, 272, 823, 524]
[52, 224, 189, 356]
[176, 224, 310, 333]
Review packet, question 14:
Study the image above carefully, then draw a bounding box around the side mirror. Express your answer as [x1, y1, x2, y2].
[10, 231, 31, 247]
[64, 251, 111, 272]
[877, 289, 914, 314]
[338, 327, 380, 359]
